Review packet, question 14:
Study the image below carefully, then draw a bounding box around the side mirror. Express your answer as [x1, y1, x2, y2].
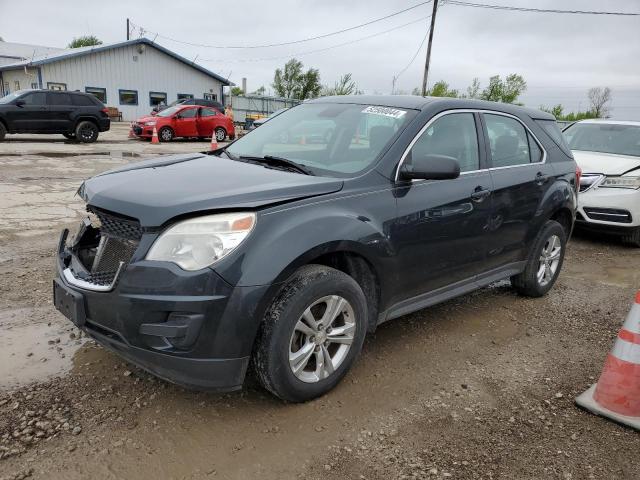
[175, 114, 182, 119]
[400, 154, 460, 181]
[151, 111, 157, 116]
[15, 100, 25, 107]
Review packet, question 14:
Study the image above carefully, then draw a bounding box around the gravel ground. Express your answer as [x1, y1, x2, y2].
[0, 130, 639, 479]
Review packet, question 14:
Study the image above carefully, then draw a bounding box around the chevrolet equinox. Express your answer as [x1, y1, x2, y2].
[53, 96, 578, 402]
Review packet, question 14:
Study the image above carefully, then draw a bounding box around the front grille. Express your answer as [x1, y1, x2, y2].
[133, 125, 143, 135]
[89, 207, 143, 240]
[583, 207, 632, 224]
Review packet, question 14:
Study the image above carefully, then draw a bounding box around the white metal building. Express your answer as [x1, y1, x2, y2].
[0, 38, 232, 121]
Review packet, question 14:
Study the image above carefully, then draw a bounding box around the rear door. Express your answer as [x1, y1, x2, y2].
[391, 111, 494, 302]
[197, 107, 221, 137]
[7, 91, 48, 132]
[46, 91, 75, 132]
[481, 112, 554, 269]
[173, 107, 199, 137]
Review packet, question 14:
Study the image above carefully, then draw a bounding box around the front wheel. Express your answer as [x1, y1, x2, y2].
[511, 220, 567, 297]
[75, 121, 98, 143]
[214, 127, 226, 142]
[158, 127, 174, 142]
[622, 226, 640, 247]
[252, 265, 367, 402]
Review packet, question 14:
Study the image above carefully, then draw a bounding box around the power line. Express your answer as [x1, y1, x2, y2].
[444, 1, 640, 16]
[392, 21, 431, 91]
[129, 0, 433, 49]
[198, 17, 429, 64]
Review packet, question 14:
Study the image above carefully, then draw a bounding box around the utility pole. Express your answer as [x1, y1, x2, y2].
[421, 0, 439, 96]
[126, 18, 130, 41]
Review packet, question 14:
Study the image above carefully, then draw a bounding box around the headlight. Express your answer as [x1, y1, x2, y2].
[146, 212, 256, 271]
[144, 121, 157, 126]
[600, 176, 640, 189]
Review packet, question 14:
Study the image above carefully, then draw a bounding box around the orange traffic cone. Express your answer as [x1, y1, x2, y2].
[151, 126, 160, 144]
[576, 291, 640, 430]
[128, 122, 135, 138]
[210, 129, 218, 151]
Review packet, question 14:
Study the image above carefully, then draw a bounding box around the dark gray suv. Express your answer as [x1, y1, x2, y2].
[53, 96, 578, 402]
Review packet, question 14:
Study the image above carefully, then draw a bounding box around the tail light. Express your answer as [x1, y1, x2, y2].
[575, 164, 582, 192]
[101, 107, 109, 116]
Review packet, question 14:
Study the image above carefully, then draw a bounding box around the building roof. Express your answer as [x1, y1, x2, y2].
[0, 38, 232, 85]
[0, 41, 65, 61]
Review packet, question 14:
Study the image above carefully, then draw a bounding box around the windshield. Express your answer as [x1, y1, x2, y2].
[226, 103, 415, 177]
[0, 91, 26, 104]
[156, 106, 182, 118]
[563, 122, 640, 157]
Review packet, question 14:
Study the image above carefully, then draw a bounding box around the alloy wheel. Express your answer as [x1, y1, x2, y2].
[288, 295, 356, 383]
[537, 234, 562, 286]
[215, 128, 226, 141]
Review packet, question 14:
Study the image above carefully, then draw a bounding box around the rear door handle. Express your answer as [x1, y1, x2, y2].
[535, 172, 551, 185]
[470, 187, 491, 202]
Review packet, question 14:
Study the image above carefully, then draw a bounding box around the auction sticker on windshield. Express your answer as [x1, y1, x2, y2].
[362, 106, 406, 119]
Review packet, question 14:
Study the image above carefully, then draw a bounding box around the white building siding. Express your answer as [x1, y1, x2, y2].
[40, 44, 224, 121]
[1, 68, 40, 93]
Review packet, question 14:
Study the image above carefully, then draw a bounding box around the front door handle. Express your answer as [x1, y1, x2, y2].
[535, 172, 551, 185]
[470, 187, 491, 202]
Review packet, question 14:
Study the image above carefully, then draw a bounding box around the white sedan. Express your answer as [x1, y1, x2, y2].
[563, 120, 640, 247]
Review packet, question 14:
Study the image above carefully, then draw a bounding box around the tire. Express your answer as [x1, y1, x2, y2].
[63, 133, 76, 140]
[622, 227, 640, 248]
[75, 121, 99, 143]
[214, 127, 226, 142]
[158, 127, 174, 142]
[0, 122, 6, 142]
[252, 265, 367, 402]
[511, 220, 567, 297]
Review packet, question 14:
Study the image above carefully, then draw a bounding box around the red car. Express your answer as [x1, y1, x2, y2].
[133, 105, 235, 142]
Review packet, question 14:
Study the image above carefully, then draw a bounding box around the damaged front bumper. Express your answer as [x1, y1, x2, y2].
[53, 214, 267, 391]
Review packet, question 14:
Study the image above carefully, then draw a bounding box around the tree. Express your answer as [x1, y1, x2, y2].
[540, 104, 597, 122]
[67, 35, 102, 48]
[588, 87, 612, 118]
[272, 58, 321, 100]
[230, 87, 244, 96]
[252, 86, 266, 95]
[322, 73, 360, 96]
[480, 74, 526, 104]
[426, 80, 458, 98]
[466, 77, 481, 99]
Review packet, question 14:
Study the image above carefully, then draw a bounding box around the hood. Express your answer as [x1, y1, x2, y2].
[80, 154, 343, 227]
[136, 115, 157, 123]
[573, 150, 640, 175]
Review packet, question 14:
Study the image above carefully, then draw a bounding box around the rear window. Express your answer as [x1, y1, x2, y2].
[535, 120, 572, 157]
[71, 94, 97, 106]
[48, 93, 72, 105]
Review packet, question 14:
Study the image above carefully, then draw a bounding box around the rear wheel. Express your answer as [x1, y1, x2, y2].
[622, 227, 640, 247]
[252, 265, 367, 402]
[75, 121, 98, 143]
[158, 126, 174, 142]
[0, 123, 6, 142]
[214, 127, 226, 142]
[511, 220, 567, 297]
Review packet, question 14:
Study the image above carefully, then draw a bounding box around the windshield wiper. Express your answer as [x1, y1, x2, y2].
[238, 155, 314, 175]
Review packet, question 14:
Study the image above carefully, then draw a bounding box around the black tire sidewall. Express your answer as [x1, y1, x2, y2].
[75, 121, 98, 143]
[255, 266, 367, 402]
[0, 123, 7, 141]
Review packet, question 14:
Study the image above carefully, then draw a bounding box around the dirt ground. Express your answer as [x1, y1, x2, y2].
[1, 124, 639, 480]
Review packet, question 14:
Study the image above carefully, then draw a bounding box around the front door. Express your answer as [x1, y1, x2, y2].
[173, 107, 199, 138]
[6, 91, 48, 132]
[480, 112, 556, 269]
[391, 112, 494, 304]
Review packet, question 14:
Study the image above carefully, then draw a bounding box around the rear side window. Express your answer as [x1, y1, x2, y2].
[200, 108, 217, 117]
[48, 93, 72, 105]
[71, 94, 95, 106]
[536, 119, 572, 157]
[484, 114, 532, 167]
[409, 113, 480, 173]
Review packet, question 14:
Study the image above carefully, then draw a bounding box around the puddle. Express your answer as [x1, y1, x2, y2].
[0, 151, 141, 158]
[0, 310, 86, 391]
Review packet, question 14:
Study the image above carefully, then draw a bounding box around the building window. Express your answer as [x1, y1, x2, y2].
[149, 91, 167, 107]
[119, 89, 138, 106]
[47, 82, 67, 91]
[31, 82, 38, 90]
[177, 93, 194, 101]
[14, 81, 20, 90]
[85, 87, 107, 103]
[203, 93, 218, 101]
[3, 82, 9, 94]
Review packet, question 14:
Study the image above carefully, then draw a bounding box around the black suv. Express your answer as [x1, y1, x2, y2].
[0, 90, 110, 143]
[53, 96, 577, 402]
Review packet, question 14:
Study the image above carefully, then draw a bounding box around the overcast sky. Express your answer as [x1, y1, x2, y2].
[1, 0, 639, 118]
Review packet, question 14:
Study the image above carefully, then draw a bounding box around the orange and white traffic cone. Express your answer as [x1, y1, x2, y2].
[210, 129, 218, 151]
[151, 126, 160, 144]
[576, 291, 640, 430]
[128, 122, 135, 138]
